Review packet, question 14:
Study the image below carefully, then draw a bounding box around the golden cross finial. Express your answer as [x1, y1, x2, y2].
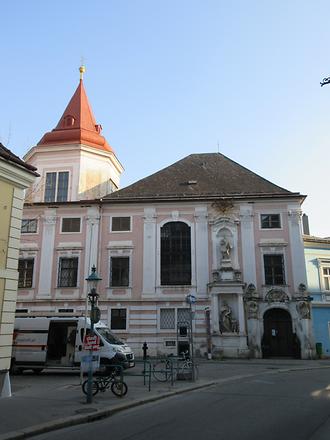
[79, 65, 86, 80]
[79, 57, 86, 80]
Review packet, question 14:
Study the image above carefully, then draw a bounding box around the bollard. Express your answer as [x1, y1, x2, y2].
[142, 341, 148, 360]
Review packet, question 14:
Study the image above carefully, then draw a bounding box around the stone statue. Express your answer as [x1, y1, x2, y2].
[220, 237, 232, 260]
[296, 301, 311, 319]
[220, 301, 235, 332]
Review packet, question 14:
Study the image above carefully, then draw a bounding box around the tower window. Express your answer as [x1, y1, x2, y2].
[44, 171, 69, 202]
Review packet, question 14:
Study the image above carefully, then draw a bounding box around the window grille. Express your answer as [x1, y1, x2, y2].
[111, 217, 131, 232]
[18, 258, 34, 288]
[161, 222, 191, 285]
[58, 257, 78, 287]
[264, 254, 285, 285]
[21, 219, 38, 233]
[160, 308, 175, 329]
[110, 257, 129, 287]
[62, 218, 81, 233]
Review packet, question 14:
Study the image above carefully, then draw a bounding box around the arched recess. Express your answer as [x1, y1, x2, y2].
[262, 308, 300, 358]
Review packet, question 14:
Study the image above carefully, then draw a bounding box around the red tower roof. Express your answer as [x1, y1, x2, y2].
[37, 73, 113, 152]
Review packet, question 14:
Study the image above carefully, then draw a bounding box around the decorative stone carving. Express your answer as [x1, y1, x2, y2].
[212, 199, 234, 215]
[247, 301, 259, 319]
[296, 301, 311, 319]
[265, 288, 290, 303]
[288, 209, 302, 225]
[298, 283, 307, 295]
[244, 283, 259, 299]
[43, 215, 57, 225]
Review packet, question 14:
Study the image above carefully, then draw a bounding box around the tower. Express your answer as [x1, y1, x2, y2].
[24, 66, 123, 202]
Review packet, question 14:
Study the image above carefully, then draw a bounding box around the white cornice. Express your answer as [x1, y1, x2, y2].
[0, 159, 36, 189]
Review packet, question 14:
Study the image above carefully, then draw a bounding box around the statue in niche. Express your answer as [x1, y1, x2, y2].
[220, 237, 232, 260]
[296, 301, 311, 319]
[220, 301, 237, 332]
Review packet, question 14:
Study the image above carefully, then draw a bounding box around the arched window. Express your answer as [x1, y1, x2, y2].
[161, 221, 191, 285]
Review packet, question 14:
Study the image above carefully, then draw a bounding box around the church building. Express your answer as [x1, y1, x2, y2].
[18, 68, 315, 360]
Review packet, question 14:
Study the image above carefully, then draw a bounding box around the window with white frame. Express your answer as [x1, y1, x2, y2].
[161, 221, 191, 285]
[110, 308, 127, 330]
[21, 219, 38, 234]
[110, 256, 129, 287]
[18, 258, 34, 288]
[260, 214, 281, 229]
[58, 257, 78, 287]
[323, 267, 330, 291]
[263, 254, 285, 285]
[61, 217, 81, 233]
[111, 217, 131, 232]
[44, 171, 69, 202]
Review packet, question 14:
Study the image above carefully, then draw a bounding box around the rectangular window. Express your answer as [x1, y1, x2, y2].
[111, 309, 127, 330]
[110, 257, 129, 287]
[58, 257, 78, 287]
[160, 308, 175, 329]
[323, 268, 330, 291]
[264, 254, 285, 285]
[44, 171, 69, 202]
[18, 259, 34, 288]
[61, 218, 81, 233]
[261, 214, 281, 229]
[111, 217, 131, 232]
[177, 308, 190, 324]
[21, 219, 38, 234]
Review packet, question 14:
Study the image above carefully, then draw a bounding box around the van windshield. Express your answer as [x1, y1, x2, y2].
[96, 327, 124, 345]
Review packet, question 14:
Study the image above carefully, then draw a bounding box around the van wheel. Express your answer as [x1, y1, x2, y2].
[33, 369, 43, 374]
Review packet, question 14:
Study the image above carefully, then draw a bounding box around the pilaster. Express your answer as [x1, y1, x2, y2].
[38, 209, 57, 298]
[142, 207, 157, 296]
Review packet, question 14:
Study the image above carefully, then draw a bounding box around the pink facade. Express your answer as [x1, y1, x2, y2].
[17, 72, 315, 359]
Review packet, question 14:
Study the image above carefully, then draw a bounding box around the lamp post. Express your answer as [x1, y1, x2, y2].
[85, 265, 102, 404]
[185, 294, 196, 380]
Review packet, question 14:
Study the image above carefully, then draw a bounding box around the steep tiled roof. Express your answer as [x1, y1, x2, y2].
[0, 143, 39, 175]
[37, 79, 113, 152]
[105, 153, 301, 201]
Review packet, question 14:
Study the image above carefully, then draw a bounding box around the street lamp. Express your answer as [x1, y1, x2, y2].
[85, 265, 102, 404]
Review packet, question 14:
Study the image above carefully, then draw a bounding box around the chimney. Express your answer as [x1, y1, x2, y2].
[302, 213, 310, 235]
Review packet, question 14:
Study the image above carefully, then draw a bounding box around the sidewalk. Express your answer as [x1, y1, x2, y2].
[1, 359, 330, 440]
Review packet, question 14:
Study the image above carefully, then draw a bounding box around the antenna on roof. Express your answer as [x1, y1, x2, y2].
[217, 140, 220, 153]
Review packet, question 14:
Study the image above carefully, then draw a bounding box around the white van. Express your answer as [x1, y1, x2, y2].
[11, 316, 135, 374]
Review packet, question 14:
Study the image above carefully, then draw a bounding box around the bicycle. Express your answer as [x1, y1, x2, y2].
[82, 370, 128, 397]
[152, 352, 198, 382]
[177, 351, 199, 381]
[152, 357, 175, 382]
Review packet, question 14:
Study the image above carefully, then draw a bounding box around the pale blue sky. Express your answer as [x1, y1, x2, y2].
[1, 0, 329, 236]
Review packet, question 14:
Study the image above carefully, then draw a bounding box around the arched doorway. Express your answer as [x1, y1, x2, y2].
[262, 308, 300, 358]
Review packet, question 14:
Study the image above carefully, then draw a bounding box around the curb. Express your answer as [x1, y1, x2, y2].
[2, 364, 330, 440]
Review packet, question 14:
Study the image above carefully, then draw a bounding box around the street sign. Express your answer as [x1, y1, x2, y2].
[186, 294, 196, 304]
[83, 334, 100, 351]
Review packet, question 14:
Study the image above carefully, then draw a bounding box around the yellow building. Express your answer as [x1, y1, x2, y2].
[0, 143, 38, 397]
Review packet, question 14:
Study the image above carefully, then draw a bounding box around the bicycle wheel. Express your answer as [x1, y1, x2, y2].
[82, 379, 99, 396]
[152, 360, 172, 382]
[178, 361, 195, 380]
[111, 380, 128, 397]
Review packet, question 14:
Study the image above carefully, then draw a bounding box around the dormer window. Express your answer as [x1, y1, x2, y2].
[64, 115, 75, 127]
[44, 171, 69, 202]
